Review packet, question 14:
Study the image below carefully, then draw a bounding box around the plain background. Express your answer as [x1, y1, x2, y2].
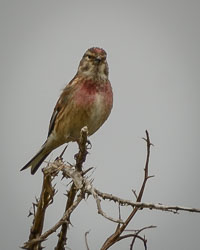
[1, 0, 200, 249]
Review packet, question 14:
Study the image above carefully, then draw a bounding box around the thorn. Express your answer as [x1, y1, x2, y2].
[59, 145, 68, 158]
[83, 167, 94, 176]
[132, 189, 138, 199]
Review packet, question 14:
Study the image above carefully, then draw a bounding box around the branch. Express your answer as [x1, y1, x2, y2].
[118, 234, 147, 250]
[21, 166, 57, 249]
[75, 126, 89, 171]
[100, 130, 153, 250]
[22, 192, 83, 248]
[128, 225, 156, 250]
[55, 183, 78, 250]
[22, 127, 89, 249]
[138, 130, 153, 201]
[22, 129, 200, 250]
[93, 189, 200, 213]
[55, 126, 89, 249]
[91, 186, 124, 224]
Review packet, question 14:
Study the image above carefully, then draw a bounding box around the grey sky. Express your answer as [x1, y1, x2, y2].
[1, 0, 200, 249]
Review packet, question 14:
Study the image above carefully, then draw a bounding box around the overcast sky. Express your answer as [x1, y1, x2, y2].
[1, 0, 200, 249]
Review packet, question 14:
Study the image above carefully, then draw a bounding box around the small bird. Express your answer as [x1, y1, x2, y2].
[21, 47, 113, 174]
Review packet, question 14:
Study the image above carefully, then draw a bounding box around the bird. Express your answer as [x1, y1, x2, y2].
[21, 47, 113, 174]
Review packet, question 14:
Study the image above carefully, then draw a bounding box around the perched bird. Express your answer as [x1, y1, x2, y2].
[21, 47, 113, 174]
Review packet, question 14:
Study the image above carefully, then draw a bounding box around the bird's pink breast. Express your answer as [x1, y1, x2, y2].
[75, 80, 113, 108]
[73, 79, 113, 136]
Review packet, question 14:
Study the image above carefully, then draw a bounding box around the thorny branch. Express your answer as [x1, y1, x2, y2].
[55, 126, 89, 250]
[22, 166, 57, 250]
[93, 189, 200, 214]
[22, 193, 83, 249]
[22, 127, 89, 250]
[22, 129, 200, 250]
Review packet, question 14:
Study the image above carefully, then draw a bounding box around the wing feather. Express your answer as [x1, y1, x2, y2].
[47, 76, 78, 137]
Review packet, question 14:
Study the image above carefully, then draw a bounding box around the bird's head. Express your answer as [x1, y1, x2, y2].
[78, 47, 109, 81]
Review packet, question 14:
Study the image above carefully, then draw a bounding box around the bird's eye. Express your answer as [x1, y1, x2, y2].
[87, 55, 93, 59]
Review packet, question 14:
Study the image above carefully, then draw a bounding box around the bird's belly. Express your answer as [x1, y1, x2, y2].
[66, 93, 110, 140]
[87, 94, 107, 134]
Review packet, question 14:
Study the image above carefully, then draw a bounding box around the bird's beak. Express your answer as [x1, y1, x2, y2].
[94, 56, 102, 64]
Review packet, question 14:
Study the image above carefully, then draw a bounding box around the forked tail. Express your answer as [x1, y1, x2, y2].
[20, 147, 50, 175]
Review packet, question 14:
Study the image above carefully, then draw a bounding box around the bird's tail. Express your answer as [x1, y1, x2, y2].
[20, 146, 50, 175]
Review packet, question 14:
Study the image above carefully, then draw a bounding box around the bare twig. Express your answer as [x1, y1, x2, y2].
[138, 130, 152, 201]
[100, 130, 153, 250]
[118, 234, 147, 250]
[129, 225, 156, 250]
[91, 187, 124, 224]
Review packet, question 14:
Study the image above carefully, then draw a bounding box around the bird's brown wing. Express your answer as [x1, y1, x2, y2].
[47, 76, 77, 137]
